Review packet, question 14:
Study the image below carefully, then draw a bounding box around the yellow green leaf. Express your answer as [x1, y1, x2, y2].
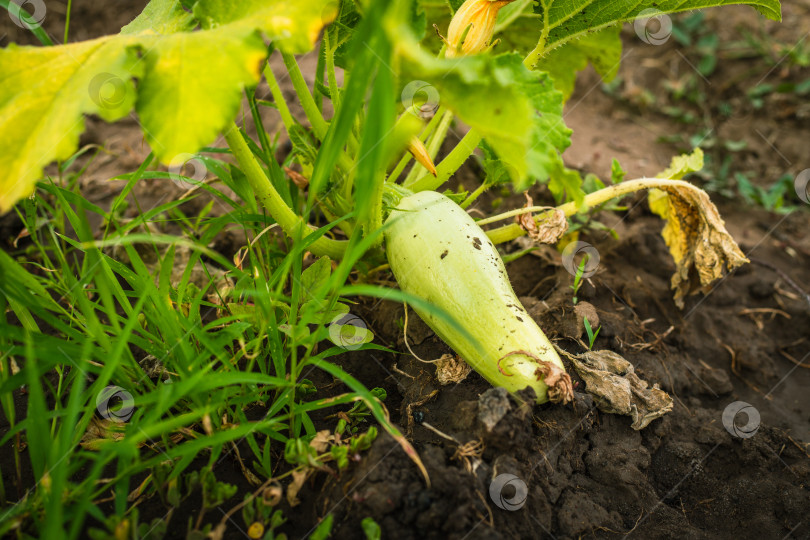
[0, 0, 336, 212]
[193, 0, 339, 53]
[0, 37, 142, 211]
[135, 27, 267, 161]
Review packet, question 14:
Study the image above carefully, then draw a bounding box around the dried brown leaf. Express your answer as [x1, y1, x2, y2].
[286, 469, 310, 507]
[284, 166, 309, 189]
[262, 484, 283, 506]
[516, 193, 568, 245]
[565, 349, 673, 429]
[649, 185, 748, 308]
[533, 359, 574, 404]
[309, 430, 334, 453]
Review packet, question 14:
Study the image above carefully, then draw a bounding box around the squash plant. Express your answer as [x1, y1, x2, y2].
[0, 0, 778, 467]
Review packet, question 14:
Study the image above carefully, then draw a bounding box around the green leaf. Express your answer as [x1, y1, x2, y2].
[361, 517, 382, 540]
[301, 256, 332, 296]
[530, 0, 781, 59]
[494, 0, 536, 34]
[610, 158, 627, 184]
[535, 25, 621, 99]
[193, 0, 339, 53]
[547, 152, 585, 206]
[517, 61, 573, 189]
[0, 37, 143, 212]
[134, 27, 267, 160]
[120, 0, 195, 34]
[0, 0, 335, 212]
[659, 147, 704, 179]
[308, 514, 334, 540]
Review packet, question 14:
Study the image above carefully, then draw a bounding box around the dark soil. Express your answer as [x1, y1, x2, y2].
[1, 2, 809, 539]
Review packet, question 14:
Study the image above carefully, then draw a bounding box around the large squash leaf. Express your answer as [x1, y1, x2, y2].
[527, 0, 781, 61]
[389, 7, 571, 191]
[193, 0, 339, 52]
[0, 0, 336, 212]
[134, 28, 267, 160]
[535, 25, 622, 100]
[0, 38, 143, 213]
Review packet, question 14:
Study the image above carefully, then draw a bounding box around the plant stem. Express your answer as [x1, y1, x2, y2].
[406, 130, 482, 192]
[460, 181, 489, 209]
[263, 64, 296, 134]
[484, 178, 699, 245]
[524, 38, 547, 70]
[315, 39, 327, 113]
[269, 55, 353, 178]
[281, 51, 329, 140]
[476, 205, 556, 227]
[523, 7, 550, 70]
[64, 0, 72, 44]
[223, 124, 347, 259]
[324, 29, 342, 112]
[426, 110, 454, 158]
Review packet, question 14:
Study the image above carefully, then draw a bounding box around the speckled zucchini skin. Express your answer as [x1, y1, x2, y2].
[384, 190, 565, 403]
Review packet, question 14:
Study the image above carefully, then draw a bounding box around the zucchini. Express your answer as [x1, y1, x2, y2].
[384, 190, 573, 404]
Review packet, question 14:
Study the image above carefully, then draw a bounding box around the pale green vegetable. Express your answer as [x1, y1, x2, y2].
[384, 191, 573, 404]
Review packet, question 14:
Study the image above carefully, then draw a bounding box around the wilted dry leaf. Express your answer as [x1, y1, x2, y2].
[563, 349, 672, 429]
[284, 166, 309, 189]
[649, 185, 748, 307]
[263, 484, 283, 506]
[309, 430, 334, 453]
[646, 149, 748, 307]
[435, 354, 472, 385]
[533, 357, 574, 404]
[286, 469, 310, 507]
[516, 193, 568, 245]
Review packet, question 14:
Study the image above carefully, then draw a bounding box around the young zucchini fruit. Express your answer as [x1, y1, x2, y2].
[384, 190, 573, 404]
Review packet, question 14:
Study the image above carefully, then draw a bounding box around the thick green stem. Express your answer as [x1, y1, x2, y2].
[263, 64, 296, 134]
[524, 35, 548, 70]
[281, 51, 329, 140]
[323, 31, 360, 156]
[224, 124, 347, 259]
[314, 39, 327, 113]
[406, 130, 482, 192]
[426, 110, 454, 158]
[398, 14, 552, 193]
[484, 178, 698, 244]
[271, 53, 353, 181]
[324, 29, 342, 113]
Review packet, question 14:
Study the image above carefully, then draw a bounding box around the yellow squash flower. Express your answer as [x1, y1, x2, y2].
[446, 0, 514, 58]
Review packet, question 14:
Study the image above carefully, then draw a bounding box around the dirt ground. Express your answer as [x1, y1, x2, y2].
[1, 2, 809, 539]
